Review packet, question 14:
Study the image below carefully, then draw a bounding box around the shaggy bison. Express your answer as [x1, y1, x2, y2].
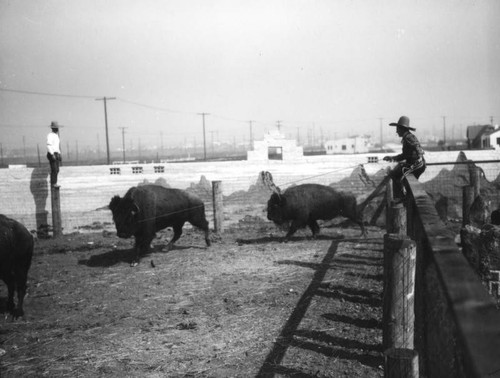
[267, 183, 366, 241]
[0, 214, 34, 318]
[109, 185, 211, 266]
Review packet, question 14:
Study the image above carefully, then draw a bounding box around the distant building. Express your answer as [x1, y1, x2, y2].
[324, 135, 371, 154]
[487, 128, 500, 150]
[466, 125, 497, 149]
[247, 130, 304, 161]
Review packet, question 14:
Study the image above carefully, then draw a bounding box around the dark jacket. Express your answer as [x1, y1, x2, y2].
[393, 131, 424, 166]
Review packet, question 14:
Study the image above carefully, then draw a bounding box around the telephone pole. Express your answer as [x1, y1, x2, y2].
[95, 97, 116, 164]
[198, 112, 210, 160]
[442, 116, 446, 145]
[248, 120, 254, 149]
[379, 118, 384, 148]
[119, 127, 127, 163]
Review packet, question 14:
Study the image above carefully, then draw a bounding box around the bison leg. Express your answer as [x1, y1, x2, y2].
[131, 235, 154, 267]
[166, 223, 184, 249]
[189, 216, 211, 247]
[14, 278, 27, 318]
[284, 220, 302, 241]
[6, 280, 15, 313]
[308, 220, 320, 238]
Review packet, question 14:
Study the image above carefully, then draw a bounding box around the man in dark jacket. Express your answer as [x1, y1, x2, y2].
[383, 115, 426, 198]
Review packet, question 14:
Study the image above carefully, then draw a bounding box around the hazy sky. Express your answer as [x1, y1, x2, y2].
[1, 0, 499, 153]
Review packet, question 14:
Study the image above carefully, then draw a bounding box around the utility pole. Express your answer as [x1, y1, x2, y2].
[119, 127, 127, 163]
[442, 116, 446, 145]
[23, 136, 26, 164]
[75, 140, 79, 164]
[210, 130, 216, 156]
[379, 118, 384, 148]
[276, 120, 282, 132]
[198, 113, 210, 160]
[37, 144, 41, 167]
[491, 116, 495, 125]
[248, 120, 254, 149]
[95, 97, 116, 165]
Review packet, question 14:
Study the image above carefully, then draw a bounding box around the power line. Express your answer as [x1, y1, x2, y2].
[0, 87, 96, 99]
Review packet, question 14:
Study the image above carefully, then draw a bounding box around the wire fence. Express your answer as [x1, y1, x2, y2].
[0, 154, 499, 235]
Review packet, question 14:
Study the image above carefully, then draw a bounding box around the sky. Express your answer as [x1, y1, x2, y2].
[1, 0, 499, 155]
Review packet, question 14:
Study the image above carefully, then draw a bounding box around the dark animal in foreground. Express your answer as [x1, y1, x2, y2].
[267, 183, 366, 241]
[0, 214, 34, 318]
[109, 185, 211, 266]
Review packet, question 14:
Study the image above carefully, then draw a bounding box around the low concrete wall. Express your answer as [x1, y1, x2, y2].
[406, 176, 500, 377]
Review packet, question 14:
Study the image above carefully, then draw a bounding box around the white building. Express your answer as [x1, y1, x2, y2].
[247, 130, 304, 161]
[487, 127, 500, 150]
[324, 135, 372, 154]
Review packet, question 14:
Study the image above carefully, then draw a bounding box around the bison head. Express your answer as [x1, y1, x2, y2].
[109, 195, 140, 238]
[267, 192, 287, 225]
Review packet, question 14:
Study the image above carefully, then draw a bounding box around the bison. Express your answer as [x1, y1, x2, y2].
[267, 183, 366, 241]
[109, 185, 211, 266]
[0, 214, 34, 318]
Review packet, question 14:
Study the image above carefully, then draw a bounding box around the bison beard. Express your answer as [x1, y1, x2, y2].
[267, 184, 366, 241]
[0, 215, 34, 319]
[109, 185, 211, 267]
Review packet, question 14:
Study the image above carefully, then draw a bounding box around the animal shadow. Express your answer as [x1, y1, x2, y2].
[78, 247, 142, 267]
[78, 244, 205, 268]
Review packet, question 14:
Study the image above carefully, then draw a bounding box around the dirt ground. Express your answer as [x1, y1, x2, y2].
[0, 218, 384, 378]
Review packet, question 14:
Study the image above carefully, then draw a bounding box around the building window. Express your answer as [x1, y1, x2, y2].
[110, 167, 121, 175]
[368, 156, 379, 163]
[268, 146, 283, 160]
[154, 166, 165, 173]
[342, 145, 347, 151]
[132, 166, 143, 174]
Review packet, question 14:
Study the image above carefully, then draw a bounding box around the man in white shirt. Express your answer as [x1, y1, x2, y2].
[47, 121, 62, 187]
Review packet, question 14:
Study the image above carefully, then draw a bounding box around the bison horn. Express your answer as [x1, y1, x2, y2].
[95, 205, 110, 211]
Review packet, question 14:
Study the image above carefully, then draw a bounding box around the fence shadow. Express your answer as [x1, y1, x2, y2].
[255, 238, 383, 377]
[29, 167, 49, 231]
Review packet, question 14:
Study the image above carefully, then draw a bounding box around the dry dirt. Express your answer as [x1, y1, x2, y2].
[1, 219, 384, 378]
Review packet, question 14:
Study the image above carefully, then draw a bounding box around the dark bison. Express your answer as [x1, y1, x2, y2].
[0, 214, 34, 318]
[267, 183, 366, 241]
[109, 185, 211, 266]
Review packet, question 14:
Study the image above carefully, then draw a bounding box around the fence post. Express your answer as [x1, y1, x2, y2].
[384, 348, 419, 378]
[212, 180, 224, 233]
[383, 234, 417, 350]
[462, 186, 474, 227]
[470, 165, 481, 199]
[50, 186, 62, 238]
[385, 177, 394, 227]
[387, 201, 406, 235]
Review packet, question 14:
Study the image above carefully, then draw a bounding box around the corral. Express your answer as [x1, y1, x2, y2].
[1, 150, 500, 377]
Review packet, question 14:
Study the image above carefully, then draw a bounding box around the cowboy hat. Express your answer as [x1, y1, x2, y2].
[389, 116, 416, 131]
[49, 121, 63, 128]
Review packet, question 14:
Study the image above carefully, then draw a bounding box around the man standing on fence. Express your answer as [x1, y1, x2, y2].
[383, 116, 426, 198]
[46, 121, 63, 188]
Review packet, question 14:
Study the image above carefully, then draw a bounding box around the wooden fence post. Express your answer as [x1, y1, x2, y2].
[212, 180, 224, 233]
[462, 186, 474, 227]
[387, 201, 406, 235]
[383, 234, 417, 350]
[384, 348, 419, 378]
[470, 165, 481, 199]
[50, 186, 62, 238]
[385, 177, 394, 228]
